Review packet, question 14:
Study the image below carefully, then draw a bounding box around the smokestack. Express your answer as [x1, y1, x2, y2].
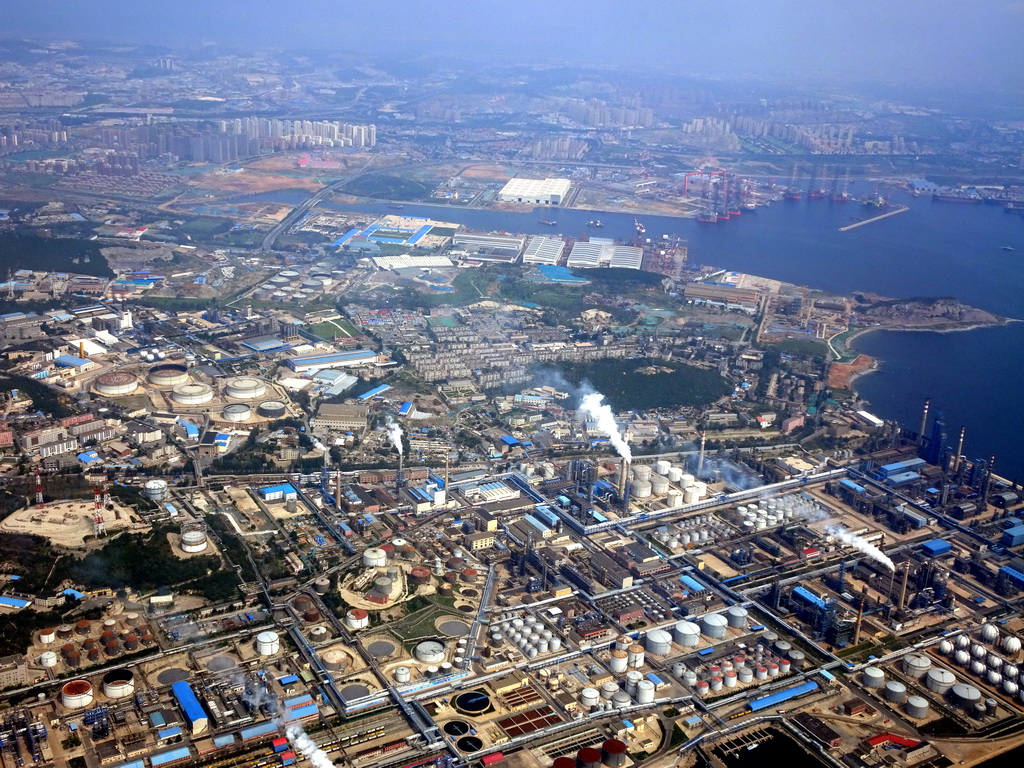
[954, 426, 965, 474]
[698, 431, 706, 477]
[984, 455, 995, 507]
[335, 471, 342, 512]
[917, 398, 931, 445]
[898, 563, 911, 611]
[853, 586, 868, 645]
[396, 454, 404, 499]
[618, 459, 630, 498]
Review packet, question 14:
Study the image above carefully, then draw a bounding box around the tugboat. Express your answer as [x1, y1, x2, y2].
[586, 220, 604, 228]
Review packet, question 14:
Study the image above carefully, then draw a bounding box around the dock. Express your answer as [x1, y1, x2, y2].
[714, 726, 775, 757]
[838, 205, 909, 231]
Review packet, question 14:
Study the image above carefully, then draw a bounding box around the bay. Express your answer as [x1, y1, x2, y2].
[236, 188, 1024, 476]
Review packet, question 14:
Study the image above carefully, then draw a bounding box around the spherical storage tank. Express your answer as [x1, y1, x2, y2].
[939, 639, 954, 656]
[256, 631, 280, 656]
[1004, 636, 1022, 655]
[94, 371, 138, 396]
[414, 640, 446, 664]
[61, 680, 94, 710]
[222, 403, 251, 422]
[955, 650, 971, 667]
[700, 613, 728, 639]
[363, 548, 387, 568]
[142, 479, 168, 502]
[171, 382, 214, 406]
[645, 629, 673, 656]
[926, 668, 956, 694]
[102, 669, 135, 699]
[148, 363, 189, 387]
[224, 376, 267, 400]
[982, 624, 1000, 644]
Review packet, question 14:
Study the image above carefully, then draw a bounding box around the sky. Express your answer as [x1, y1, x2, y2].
[5, 0, 1024, 87]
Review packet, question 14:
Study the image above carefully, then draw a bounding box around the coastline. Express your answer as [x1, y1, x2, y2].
[840, 318, 1020, 398]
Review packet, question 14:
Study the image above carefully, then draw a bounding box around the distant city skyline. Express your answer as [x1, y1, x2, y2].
[4, 0, 1024, 90]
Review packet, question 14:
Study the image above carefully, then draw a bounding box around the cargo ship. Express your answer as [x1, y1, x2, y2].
[539, 219, 557, 226]
[933, 190, 983, 203]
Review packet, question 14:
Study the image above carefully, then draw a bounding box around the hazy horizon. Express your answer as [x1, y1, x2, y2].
[5, 0, 1024, 90]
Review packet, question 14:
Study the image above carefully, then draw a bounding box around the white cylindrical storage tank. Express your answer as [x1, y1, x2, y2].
[779, 659, 792, 675]
[256, 631, 281, 656]
[632, 480, 652, 499]
[673, 621, 700, 647]
[221, 403, 252, 422]
[394, 666, 412, 684]
[654, 460, 672, 475]
[650, 475, 670, 495]
[884, 681, 907, 704]
[645, 630, 672, 656]
[148, 363, 189, 387]
[363, 548, 387, 567]
[738, 667, 754, 684]
[755, 666, 768, 681]
[93, 371, 139, 397]
[862, 667, 885, 688]
[600, 681, 619, 700]
[627, 644, 645, 668]
[982, 624, 1000, 644]
[550, 636, 563, 652]
[142, 479, 169, 501]
[723, 671, 738, 688]
[224, 376, 267, 400]
[767, 662, 779, 677]
[625, 670, 644, 696]
[636, 680, 655, 704]
[926, 668, 956, 694]
[905, 696, 930, 719]
[726, 606, 748, 629]
[692, 481, 707, 498]
[700, 613, 728, 639]
[345, 609, 370, 630]
[102, 670, 135, 699]
[39, 651, 58, 668]
[668, 467, 683, 482]
[580, 688, 600, 710]
[683, 487, 700, 505]
[414, 640, 446, 664]
[903, 654, 932, 679]
[171, 382, 214, 406]
[632, 465, 652, 482]
[696, 681, 710, 697]
[609, 650, 628, 674]
[180, 528, 208, 553]
[61, 680, 94, 709]
[38, 628, 56, 645]
[709, 676, 723, 692]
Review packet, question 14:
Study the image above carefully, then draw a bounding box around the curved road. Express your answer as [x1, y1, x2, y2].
[259, 159, 429, 252]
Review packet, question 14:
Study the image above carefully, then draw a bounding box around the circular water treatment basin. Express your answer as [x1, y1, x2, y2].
[444, 721, 471, 737]
[456, 737, 484, 752]
[367, 640, 397, 658]
[157, 668, 190, 685]
[440, 620, 471, 636]
[341, 684, 370, 700]
[457, 605, 474, 613]
[453, 690, 491, 715]
[206, 656, 236, 672]
[460, 589, 479, 598]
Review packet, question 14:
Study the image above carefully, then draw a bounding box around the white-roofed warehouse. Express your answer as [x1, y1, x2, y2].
[497, 177, 571, 205]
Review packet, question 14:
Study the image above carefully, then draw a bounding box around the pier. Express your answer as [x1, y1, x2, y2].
[838, 205, 909, 231]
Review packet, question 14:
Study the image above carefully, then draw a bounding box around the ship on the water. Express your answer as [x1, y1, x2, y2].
[933, 189, 983, 203]
[586, 219, 604, 228]
[539, 219, 557, 226]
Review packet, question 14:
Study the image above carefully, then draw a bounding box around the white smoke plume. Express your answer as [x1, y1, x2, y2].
[286, 723, 337, 768]
[579, 392, 632, 461]
[825, 524, 895, 571]
[385, 419, 403, 457]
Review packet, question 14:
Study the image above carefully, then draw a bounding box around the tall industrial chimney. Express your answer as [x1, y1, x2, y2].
[335, 470, 342, 512]
[917, 398, 931, 446]
[853, 586, 868, 645]
[954, 426, 966, 474]
[898, 563, 911, 611]
[618, 459, 630, 498]
[697, 431, 707, 477]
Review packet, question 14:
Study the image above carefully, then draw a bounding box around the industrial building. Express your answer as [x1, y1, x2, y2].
[497, 178, 571, 205]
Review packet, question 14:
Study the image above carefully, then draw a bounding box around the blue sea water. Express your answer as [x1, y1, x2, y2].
[238, 188, 1024, 476]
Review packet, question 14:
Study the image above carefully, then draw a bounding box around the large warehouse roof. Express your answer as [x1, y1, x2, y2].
[498, 177, 571, 200]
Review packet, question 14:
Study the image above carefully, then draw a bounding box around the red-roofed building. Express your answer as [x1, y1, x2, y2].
[864, 734, 921, 749]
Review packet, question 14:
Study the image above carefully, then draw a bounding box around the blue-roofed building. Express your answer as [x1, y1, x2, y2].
[63, 587, 85, 601]
[259, 484, 298, 502]
[875, 458, 926, 479]
[177, 419, 200, 440]
[357, 384, 391, 401]
[113, 762, 146, 768]
[887, 471, 921, 487]
[171, 681, 208, 734]
[679, 574, 706, 593]
[398, 402, 413, 416]
[287, 349, 377, 373]
[150, 746, 192, 767]
[239, 721, 279, 742]
[157, 726, 183, 741]
[1002, 526, 1024, 548]
[793, 586, 826, 611]
[213, 734, 237, 748]
[77, 451, 102, 466]
[748, 680, 819, 712]
[55, 354, 92, 369]
[0, 595, 30, 610]
[921, 539, 952, 557]
[283, 693, 313, 709]
[284, 703, 319, 722]
[1001, 566, 1024, 589]
[278, 674, 299, 686]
